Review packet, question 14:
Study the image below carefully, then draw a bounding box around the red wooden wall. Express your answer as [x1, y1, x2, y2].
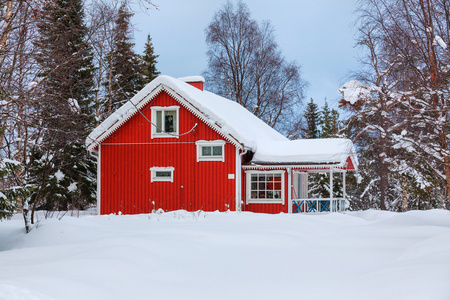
[99, 91, 237, 214]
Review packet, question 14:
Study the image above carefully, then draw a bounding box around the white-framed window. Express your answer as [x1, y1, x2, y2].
[246, 171, 285, 204]
[195, 140, 226, 162]
[151, 106, 179, 138]
[150, 167, 174, 182]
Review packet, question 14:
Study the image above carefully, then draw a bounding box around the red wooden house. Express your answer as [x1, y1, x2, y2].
[86, 75, 358, 215]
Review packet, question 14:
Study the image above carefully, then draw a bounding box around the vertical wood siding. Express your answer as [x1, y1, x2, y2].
[100, 91, 237, 214]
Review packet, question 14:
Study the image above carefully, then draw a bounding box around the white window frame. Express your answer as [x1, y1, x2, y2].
[150, 167, 174, 182]
[195, 140, 226, 162]
[245, 170, 285, 204]
[151, 106, 180, 138]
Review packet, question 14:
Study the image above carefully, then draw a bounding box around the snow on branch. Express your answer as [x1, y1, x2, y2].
[68, 98, 81, 113]
[434, 35, 448, 50]
[339, 80, 377, 105]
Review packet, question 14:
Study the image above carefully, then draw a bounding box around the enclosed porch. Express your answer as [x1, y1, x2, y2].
[291, 167, 348, 214]
[242, 138, 358, 214]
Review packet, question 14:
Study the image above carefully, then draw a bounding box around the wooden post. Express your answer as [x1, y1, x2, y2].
[287, 168, 292, 214]
[343, 171, 346, 212]
[330, 168, 333, 211]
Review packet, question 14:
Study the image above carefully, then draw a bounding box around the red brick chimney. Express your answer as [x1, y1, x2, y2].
[179, 76, 205, 91]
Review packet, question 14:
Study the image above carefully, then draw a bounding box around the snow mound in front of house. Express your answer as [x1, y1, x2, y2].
[1, 209, 450, 300]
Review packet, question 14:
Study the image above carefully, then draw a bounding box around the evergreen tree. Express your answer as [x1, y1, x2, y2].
[104, 2, 143, 114]
[141, 33, 160, 83]
[303, 99, 344, 200]
[303, 99, 319, 139]
[0, 158, 20, 220]
[31, 0, 96, 218]
[320, 100, 340, 138]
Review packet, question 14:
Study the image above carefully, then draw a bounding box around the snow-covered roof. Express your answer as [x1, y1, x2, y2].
[86, 75, 287, 151]
[86, 75, 357, 168]
[252, 138, 358, 167]
[178, 76, 205, 83]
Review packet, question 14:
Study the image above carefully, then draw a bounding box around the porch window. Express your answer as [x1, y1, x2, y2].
[150, 167, 174, 182]
[246, 171, 284, 203]
[151, 106, 179, 138]
[195, 140, 225, 162]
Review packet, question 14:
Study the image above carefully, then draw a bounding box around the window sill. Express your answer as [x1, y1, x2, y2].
[151, 178, 173, 182]
[198, 156, 225, 162]
[246, 199, 284, 204]
[152, 133, 179, 139]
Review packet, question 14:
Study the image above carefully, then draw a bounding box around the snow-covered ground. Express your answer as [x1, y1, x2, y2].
[1, 210, 449, 300]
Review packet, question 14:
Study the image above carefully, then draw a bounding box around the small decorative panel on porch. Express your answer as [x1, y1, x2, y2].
[293, 199, 346, 213]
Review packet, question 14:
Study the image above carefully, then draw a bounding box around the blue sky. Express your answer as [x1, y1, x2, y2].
[133, 0, 360, 109]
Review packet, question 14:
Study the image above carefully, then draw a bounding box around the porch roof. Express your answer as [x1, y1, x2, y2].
[251, 138, 358, 169]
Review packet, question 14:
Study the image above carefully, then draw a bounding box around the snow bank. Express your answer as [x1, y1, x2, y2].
[1, 210, 449, 300]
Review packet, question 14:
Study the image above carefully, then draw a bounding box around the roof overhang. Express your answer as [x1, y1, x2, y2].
[244, 155, 358, 171]
[242, 163, 351, 171]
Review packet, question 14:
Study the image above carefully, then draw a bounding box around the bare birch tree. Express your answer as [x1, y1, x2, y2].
[204, 0, 306, 135]
[341, 0, 450, 210]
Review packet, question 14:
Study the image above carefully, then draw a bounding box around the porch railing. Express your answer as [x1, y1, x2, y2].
[292, 198, 346, 213]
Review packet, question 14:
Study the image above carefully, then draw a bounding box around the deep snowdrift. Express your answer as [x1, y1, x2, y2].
[1, 210, 449, 300]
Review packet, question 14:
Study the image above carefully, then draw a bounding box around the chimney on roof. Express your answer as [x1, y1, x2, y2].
[179, 76, 205, 91]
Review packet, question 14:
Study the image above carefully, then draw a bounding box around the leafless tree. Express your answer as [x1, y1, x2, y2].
[341, 0, 450, 210]
[204, 1, 306, 135]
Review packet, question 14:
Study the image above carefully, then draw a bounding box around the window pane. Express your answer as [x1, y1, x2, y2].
[202, 146, 211, 156]
[165, 110, 176, 133]
[155, 171, 171, 178]
[212, 146, 222, 156]
[248, 172, 283, 201]
[156, 111, 162, 133]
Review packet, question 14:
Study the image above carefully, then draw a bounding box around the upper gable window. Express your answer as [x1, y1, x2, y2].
[151, 106, 179, 138]
[195, 140, 226, 162]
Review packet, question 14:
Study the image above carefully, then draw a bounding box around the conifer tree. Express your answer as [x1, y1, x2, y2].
[303, 99, 319, 139]
[303, 99, 343, 200]
[319, 100, 340, 138]
[0, 158, 20, 220]
[104, 2, 143, 114]
[141, 33, 160, 83]
[31, 0, 96, 219]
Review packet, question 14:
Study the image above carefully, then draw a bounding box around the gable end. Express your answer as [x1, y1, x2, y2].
[87, 84, 244, 152]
